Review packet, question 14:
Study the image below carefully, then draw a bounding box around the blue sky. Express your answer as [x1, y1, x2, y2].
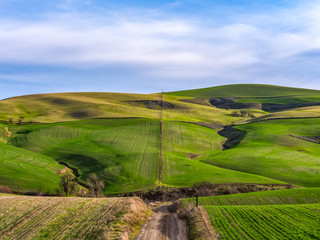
[1, 0, 320, 98]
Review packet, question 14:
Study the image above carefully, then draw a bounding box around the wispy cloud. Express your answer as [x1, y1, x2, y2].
[1, 0, 320, 96]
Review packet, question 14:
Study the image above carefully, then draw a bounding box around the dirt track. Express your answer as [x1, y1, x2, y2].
[135, 204, 188, 240]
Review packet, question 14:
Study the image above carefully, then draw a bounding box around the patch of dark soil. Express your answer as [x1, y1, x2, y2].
[188, 153, 201, 159]
[70, 110, 92, 118]
[180, 98, 212, 107]
[42, 97, 80, 106]
[290, 135, 320, 144]
[218, 126, 247, 149]
[210, 97, 261, 110]
[110, 183, 295, 202]
[126, 100, 180, 110]
[261, 102, 320, 112]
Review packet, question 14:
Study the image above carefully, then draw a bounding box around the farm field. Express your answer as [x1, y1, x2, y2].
[161, 121, 283, 186]
[205, 204, 320, 240]
[2, 118, 284, 194]
[6, 118, 160, 193]
[182, 188, 320, 206]
[0, 91, 249, 126]
[1, 84, 320, 195]
[0, 195, 149, 240]
[0, 141, 63, 194]
[205, 118, 320, 187]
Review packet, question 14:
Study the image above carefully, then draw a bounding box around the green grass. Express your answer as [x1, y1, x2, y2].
[0, 142, 63, 194]
[167, 84, 320, 98]
[0, 91, 248, 126]
[183, 188, 320, 206]
[162, 121, 283, 186]
[206, 204, 320, 240]
[205, 118, 320, 187]
[7, 118, 160, 193]
[5, 119, 283, 194]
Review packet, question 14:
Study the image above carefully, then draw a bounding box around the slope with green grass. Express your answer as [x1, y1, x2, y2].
[206, 204, 320, 240]
[7, 118, 160, 193]
[205, 118, 320, 187]
[0, 136, 63, 194]
[4, 119, 284, 194]
[167, 84, 320, 98]
[0, 91, 247, 126]
[161, 121, 283, 186]
[183, 188, 320, 206]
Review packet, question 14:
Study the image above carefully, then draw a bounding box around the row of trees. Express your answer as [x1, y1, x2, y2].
[8, 116, 25, 125]
[231, 111, 255, 118]
[60, 172, 105, 198]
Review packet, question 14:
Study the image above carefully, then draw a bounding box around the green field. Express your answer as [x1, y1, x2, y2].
[205, 118, 320, 187]
[0, 195, 149, 240]
[1, 84, 320, 195]
[183, 188, 320, 206]
[167, 84, 320, 98]
[206, 204, 320, 240]
[2, 118, 284, 194]
[162, 121, 282, 186]
[0, 140, 63, 194]
[6, 119, 160, 193]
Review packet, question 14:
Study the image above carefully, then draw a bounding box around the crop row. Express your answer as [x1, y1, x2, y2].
[206, 204, 320, 240]
[0, 196, 147, 240]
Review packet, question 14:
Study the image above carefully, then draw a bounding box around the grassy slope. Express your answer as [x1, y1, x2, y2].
[206, 204, 320, 240]
[167, 84, 320, 98]
[183, 188, 320, 206]
[162, 121, 282, 186]
[5, 119, 283, 194]
[0, 91, 246, 126]
[0, 195, 149, 240]
[205, 118, 320, 187]
[253, 105, 320, 120]
[0, 123, 63, 193]
[7, 119, 160, 193]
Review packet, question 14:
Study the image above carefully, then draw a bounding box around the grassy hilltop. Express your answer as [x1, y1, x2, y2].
[0, 84, 320, 194]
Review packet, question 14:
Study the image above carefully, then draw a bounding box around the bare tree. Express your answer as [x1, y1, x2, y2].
[60, 172, 77, 197]
[87, 173, 105, 197]
[17, 116, 24, 125]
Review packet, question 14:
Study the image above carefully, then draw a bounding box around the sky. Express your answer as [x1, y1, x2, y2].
[1, 0, 320, 98]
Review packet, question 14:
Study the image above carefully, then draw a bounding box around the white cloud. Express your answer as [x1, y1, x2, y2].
[1, 1, 320, 87]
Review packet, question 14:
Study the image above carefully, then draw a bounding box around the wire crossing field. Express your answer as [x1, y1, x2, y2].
[162, 121, 283, 186]
[182, 188, 320, 206]
[0, 195, 149, 240]
[206, 204, 320, 240]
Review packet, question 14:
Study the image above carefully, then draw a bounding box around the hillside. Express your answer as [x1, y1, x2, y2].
[167, 84, 320, 98]
[0, 84, 320, 195]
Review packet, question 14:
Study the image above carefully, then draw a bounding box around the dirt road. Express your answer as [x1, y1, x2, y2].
[135, 204, 188, 240]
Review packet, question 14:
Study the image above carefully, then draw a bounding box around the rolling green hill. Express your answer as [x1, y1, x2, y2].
[167, 84, 320, 98]
[1, 84, 320, 195]
[3, 118, 282, 194]
[205, 118, 320, 187]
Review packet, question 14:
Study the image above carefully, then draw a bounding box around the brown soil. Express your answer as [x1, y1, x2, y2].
[135, 204, 188, 240]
